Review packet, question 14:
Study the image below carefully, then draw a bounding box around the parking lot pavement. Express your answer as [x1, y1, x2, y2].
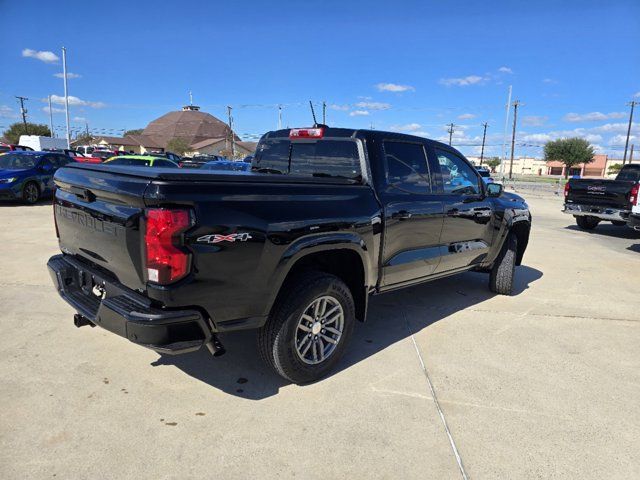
[1, 194, 639, 479]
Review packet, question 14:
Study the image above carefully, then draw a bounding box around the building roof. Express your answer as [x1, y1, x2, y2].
[237, 141, 257, 153]
[142, 109, 240, 149]
[189, 137, 226, 150]
[93, 135, 163, 149]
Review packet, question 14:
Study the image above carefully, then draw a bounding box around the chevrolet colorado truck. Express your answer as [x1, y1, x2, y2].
[48, 126, 531, 383]
[563, 164, 640, 230]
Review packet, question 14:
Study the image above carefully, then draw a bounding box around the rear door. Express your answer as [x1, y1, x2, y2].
[431, 147, 495, 273]
[379, 140, 445, 287]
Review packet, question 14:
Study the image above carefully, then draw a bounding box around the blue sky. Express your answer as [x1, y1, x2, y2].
[1, 0, 639, 158]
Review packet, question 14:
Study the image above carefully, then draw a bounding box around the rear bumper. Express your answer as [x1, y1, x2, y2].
[563, 203, 630, 222]
[47, 254, 213, 354]
[629, 214, 640, 231]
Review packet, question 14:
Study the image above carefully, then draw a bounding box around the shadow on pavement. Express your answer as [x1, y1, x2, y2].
[627, 244, 640, 253]
[565, 224, 640, 240]
[0, 198, 51, 207]
[151, 266, 543, 399]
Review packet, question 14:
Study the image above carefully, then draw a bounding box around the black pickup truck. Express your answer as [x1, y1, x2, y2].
[48, 126, 531, 383]
[563, 164, 640, 230]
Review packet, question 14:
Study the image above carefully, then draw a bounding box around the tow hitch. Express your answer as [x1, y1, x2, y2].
[74, 314, 95, 328]
[205, 335, 226, 357]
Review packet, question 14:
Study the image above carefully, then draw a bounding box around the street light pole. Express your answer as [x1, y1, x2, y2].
[62, 47, 71, 148]
[479, 122, 488, 165]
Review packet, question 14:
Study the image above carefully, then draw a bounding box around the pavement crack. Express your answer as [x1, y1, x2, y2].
[403, 310, 469, 480]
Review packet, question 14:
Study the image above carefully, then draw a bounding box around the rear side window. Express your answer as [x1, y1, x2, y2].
[382, 141, 431, 194]
[254, 139, 361, 179]
[617, 166, 640, 182]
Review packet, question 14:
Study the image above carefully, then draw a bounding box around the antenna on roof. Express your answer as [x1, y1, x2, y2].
[309, 100, 318, 126]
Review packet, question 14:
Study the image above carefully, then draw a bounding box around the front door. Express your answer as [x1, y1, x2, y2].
[431, 147, 494, 273]
[379, 140, 445, 287]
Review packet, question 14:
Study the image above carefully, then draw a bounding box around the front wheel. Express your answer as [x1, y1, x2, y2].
[258, 271, 355, 384]
[489, 233, 517, 295]
[22, 181, 40, 204]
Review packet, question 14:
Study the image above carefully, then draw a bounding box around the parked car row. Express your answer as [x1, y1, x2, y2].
[563, 163, 640, 232]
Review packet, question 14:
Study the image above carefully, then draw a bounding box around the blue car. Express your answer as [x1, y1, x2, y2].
[201, 160, 252, 173]
[0, 151, 74, 204]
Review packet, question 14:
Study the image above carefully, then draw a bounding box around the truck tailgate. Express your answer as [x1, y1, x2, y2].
[54, 166, 151, 291]
[566, 178, 633, 208]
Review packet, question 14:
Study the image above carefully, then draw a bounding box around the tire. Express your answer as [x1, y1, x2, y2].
[22, 182, 40, 204]
[575, 216, 599, 230]
[258, 271, 356, 384]
[612, 221, 626, 227]
[489, 233, 517, 295]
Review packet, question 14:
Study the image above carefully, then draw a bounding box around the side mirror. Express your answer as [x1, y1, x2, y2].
[486, 182, 503, 197]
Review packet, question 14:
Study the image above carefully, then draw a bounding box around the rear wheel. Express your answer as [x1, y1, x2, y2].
[258, 271, 355, 384]
[575, 216, 599, 230]
[22, 182, 40, 204]
[489, 233, 517, 295]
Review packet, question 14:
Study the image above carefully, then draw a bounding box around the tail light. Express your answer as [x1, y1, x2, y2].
[630, 184, 639, 206]
[144, 208, 194, 284]
[290, 127, 324, 139]
[564, 183, 570, 198]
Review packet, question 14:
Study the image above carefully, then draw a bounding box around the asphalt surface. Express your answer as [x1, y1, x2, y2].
[1, 191, 639, 479]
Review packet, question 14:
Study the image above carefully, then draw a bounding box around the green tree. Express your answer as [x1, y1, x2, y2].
[124, 128, 144, 136]
[607, 163, 623, 175]
[166, 137, 191, 156]
[3, 122, 51, 144]
[74, 133, 93, 145]
[485, 157, 501, 173]
[544, 137, 594, 178]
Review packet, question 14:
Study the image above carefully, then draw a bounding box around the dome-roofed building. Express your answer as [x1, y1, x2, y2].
[142, 104, 240, 149]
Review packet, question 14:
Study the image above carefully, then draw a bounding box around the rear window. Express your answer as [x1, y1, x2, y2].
[253, 139, 361, 180]
[617, 166, 640, 182]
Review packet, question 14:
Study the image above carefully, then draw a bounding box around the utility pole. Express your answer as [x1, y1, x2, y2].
[277, 105, 282, 130]
[322, 101, 326, 124]
[226, 105, 235, 158]
[62, 47, 71, 148]
[500, 85, 512, 176]
[85, 122, 89, 137]
[509, 100, 522, 180]
[629, 144, 635, 164]
[479, 122, 488, 165]
[48, 95, 54, 137]
[447, 123, 455, 146]
[15, 96, 29, 135]
[623, 101, 638, 164]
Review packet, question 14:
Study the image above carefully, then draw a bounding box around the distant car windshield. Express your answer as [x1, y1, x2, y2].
[477, 169, 491, 177]
[0, 153, 40, 169]
[106, 158, 152, 167]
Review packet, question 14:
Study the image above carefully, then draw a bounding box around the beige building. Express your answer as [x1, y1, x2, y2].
[468, 156, 547, 176]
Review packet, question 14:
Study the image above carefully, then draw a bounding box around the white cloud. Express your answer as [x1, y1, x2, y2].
[564, 111, 626, 122]
[458, 113, 476, 120]
[22, 48, 59, 63]
[521, 115, 548, 127]
[389, 123, 422, 132]
[354, 101, 390, 110]
[498, 66, 513, 74]
[329, 104, 350, 111]
[439, 75, 487, 87]
[72, 116, 87, 122]
[543, 78, 558, 84]
[48, 95, 106, 108]
[54, 72, 81, 79]
[609, 134, 637, 146]
[375, 83, 415, 93]
[349, 110, 370, 117]
[634, 92, 640, 98]
[42, 106, 66, 114]
[0, 105, 18, 119]
[589, 122, 637, 134]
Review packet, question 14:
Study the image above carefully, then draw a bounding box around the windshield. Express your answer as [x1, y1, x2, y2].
[477, 170, 491, 177]
[0, 153, 40, 169]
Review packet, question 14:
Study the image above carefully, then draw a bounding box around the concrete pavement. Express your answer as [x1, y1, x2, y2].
[0, 193, 638, 479]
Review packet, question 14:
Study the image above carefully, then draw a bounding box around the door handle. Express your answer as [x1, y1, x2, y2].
[391, 210, 412, 220]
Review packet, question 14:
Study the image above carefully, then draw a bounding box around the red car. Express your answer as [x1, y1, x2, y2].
[0, 143, 34, 154]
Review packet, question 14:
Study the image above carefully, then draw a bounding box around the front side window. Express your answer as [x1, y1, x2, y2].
[435, 149, 481, 195]
[382, 141, 431, 194]
[0, 153, 40, 169]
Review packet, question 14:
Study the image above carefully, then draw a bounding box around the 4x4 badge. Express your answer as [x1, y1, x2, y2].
[197, 233, 252, 244]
